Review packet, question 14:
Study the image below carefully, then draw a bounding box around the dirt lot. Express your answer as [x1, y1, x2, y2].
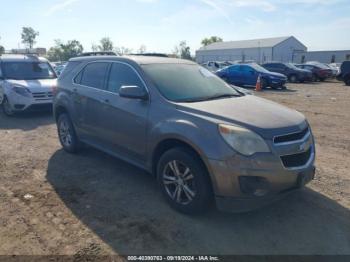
[0, 80, 349, 256]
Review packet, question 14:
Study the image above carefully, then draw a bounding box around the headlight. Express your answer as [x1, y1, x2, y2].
[12, 85, 32, 97]
[218, 124, 270, 156]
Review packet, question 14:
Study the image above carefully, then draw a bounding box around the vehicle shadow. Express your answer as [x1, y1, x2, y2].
[46, 149, 350, 255]
[0, 110, 54, 131]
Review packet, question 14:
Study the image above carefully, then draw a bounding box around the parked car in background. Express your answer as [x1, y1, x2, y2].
[54, 55, 315, 214]
[54, 64, 67, 76]
[262, 62, 313, 83]
[325, 63, 339, 77]
[295, 63, 332, 81]
[216, 63, 287, 89]
[201, 61, 228, 72]
[0, 54, 57, 116]
[336, 61, 350, 86]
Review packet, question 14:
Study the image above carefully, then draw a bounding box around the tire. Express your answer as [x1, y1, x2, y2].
[319, 78, 325, 82]
[157, 147, 213, 214]
[345, 77, 350, 86]
[312, 74, 317, 82]
[261, 78, 268, 89]
[289, 74, 298, 83]
[1, 96, 15, 116]
[57, 113, 81, 153]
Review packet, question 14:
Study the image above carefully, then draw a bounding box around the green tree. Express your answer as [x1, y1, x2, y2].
[201, 36, 223, 47]
[21, 27, 39, 49]
[47, 39, 83, 61]
[98, 37, 114, 51]
[173, 41, 192, 60]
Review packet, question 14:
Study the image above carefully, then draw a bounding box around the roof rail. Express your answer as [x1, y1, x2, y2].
[79, 51, 117, 57]
[130, 53, 169, 58]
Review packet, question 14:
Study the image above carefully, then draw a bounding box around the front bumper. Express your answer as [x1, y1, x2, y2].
[270, 79, 286, 87]
[207, 130, 316, 212]
[215, 166, 315, 212]
[6, 91, 53, 112]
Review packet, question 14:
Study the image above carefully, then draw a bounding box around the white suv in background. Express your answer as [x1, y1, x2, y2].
[0, 54, 57, 116]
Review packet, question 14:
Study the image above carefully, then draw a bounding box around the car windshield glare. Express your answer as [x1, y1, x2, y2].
[2, 62, 56, 80]
[142, 63, 240, 102]
[249, 63, 270, 73]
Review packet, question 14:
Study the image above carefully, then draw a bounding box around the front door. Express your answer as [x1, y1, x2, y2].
[100, 62, 149, 163]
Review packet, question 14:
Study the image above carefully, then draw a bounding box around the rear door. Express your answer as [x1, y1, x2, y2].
[72, 61, 110, 144]
[99, 62, 149, 163]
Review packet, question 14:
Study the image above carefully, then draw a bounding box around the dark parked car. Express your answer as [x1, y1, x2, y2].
[262, 62, 313, 83]
[336, 61, 350, 86]
[216, 63, 287, 89]
[54, 55, 315, 214]
[295, 63, 332, 81]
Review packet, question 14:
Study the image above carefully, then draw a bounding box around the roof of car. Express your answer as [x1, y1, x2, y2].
[70, 55, 196, 65]
[0, 54, 48, 63]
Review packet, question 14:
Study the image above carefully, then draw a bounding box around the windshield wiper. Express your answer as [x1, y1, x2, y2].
[179, 93, 240, 103]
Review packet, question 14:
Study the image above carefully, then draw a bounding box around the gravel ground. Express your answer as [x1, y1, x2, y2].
[0, 80, 349, 256]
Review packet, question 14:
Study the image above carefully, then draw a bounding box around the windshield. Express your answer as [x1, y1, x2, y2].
[2, 62, 57, 80]
[249, 63, 270, 73]
[142, 64, 240, 102]
[286, 63, 300, 70]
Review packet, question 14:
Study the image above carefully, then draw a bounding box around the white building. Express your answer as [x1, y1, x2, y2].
[196, 36, 307, 64]
[294, 50, 350, 64]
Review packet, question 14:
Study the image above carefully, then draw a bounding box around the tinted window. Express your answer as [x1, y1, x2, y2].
[241, 65, 254, 72]
[229, 65, 240, 72]
[80, 62, 109, 89]
[2, 62, 56, 80]
[107, 63, 144, 93]
[141, 64, 239, 102]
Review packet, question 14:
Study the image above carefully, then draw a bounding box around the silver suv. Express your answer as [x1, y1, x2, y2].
[54, 55, 315, 214]
[0, 54, 57, 116]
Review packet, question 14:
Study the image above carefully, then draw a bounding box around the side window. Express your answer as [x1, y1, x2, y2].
[74, 70, 83, 84]
[107, 63, 144, 93]
[80, 62, 109, 89]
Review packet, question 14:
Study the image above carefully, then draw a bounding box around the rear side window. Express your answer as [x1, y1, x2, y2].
[80, 62, 109, 89]
[107, 63, 144, 93]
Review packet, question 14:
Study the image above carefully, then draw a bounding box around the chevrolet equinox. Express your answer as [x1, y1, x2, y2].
[53, 55, 316, 214]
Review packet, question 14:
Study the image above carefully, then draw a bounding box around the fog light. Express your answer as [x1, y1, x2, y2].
[239, 176, 270, 197]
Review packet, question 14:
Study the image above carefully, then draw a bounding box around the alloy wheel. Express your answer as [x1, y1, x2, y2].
[162, 160, 196, 205]
[59, 119, 72, 147]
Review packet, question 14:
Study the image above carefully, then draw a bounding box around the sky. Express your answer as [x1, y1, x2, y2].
[0, 0, 349, 54]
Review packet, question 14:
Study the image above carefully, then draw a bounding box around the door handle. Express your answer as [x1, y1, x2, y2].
[73, 88, 78, 92]
[103, 98, 110, 103]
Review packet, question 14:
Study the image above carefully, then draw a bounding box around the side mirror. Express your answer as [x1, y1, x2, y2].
[119, 85, 148, 100]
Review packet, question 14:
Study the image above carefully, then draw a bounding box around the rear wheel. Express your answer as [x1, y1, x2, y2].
[2, 97, 15, 116]
[57, 113, 81, 153]
[157, 148, 213, 214]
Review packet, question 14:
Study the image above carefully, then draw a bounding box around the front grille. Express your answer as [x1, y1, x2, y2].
[32, 92, 53, 101]
[281, 147, 312, 168]
[274, 127, 309, 144]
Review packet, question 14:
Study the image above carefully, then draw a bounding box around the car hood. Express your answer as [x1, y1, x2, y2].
[6, 79, 57, 92]
[176, 95, 306, 139]
[263, 71, 286, 78]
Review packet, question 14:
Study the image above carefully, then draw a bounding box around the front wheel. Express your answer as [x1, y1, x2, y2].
[289, 74, 298, 83]
[345, 76, 350, 86]
[261, 78, 268, 89]
[57, 113, 81, 153]
[2, 96, 15, 116]
[157, 148, 213, 214]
